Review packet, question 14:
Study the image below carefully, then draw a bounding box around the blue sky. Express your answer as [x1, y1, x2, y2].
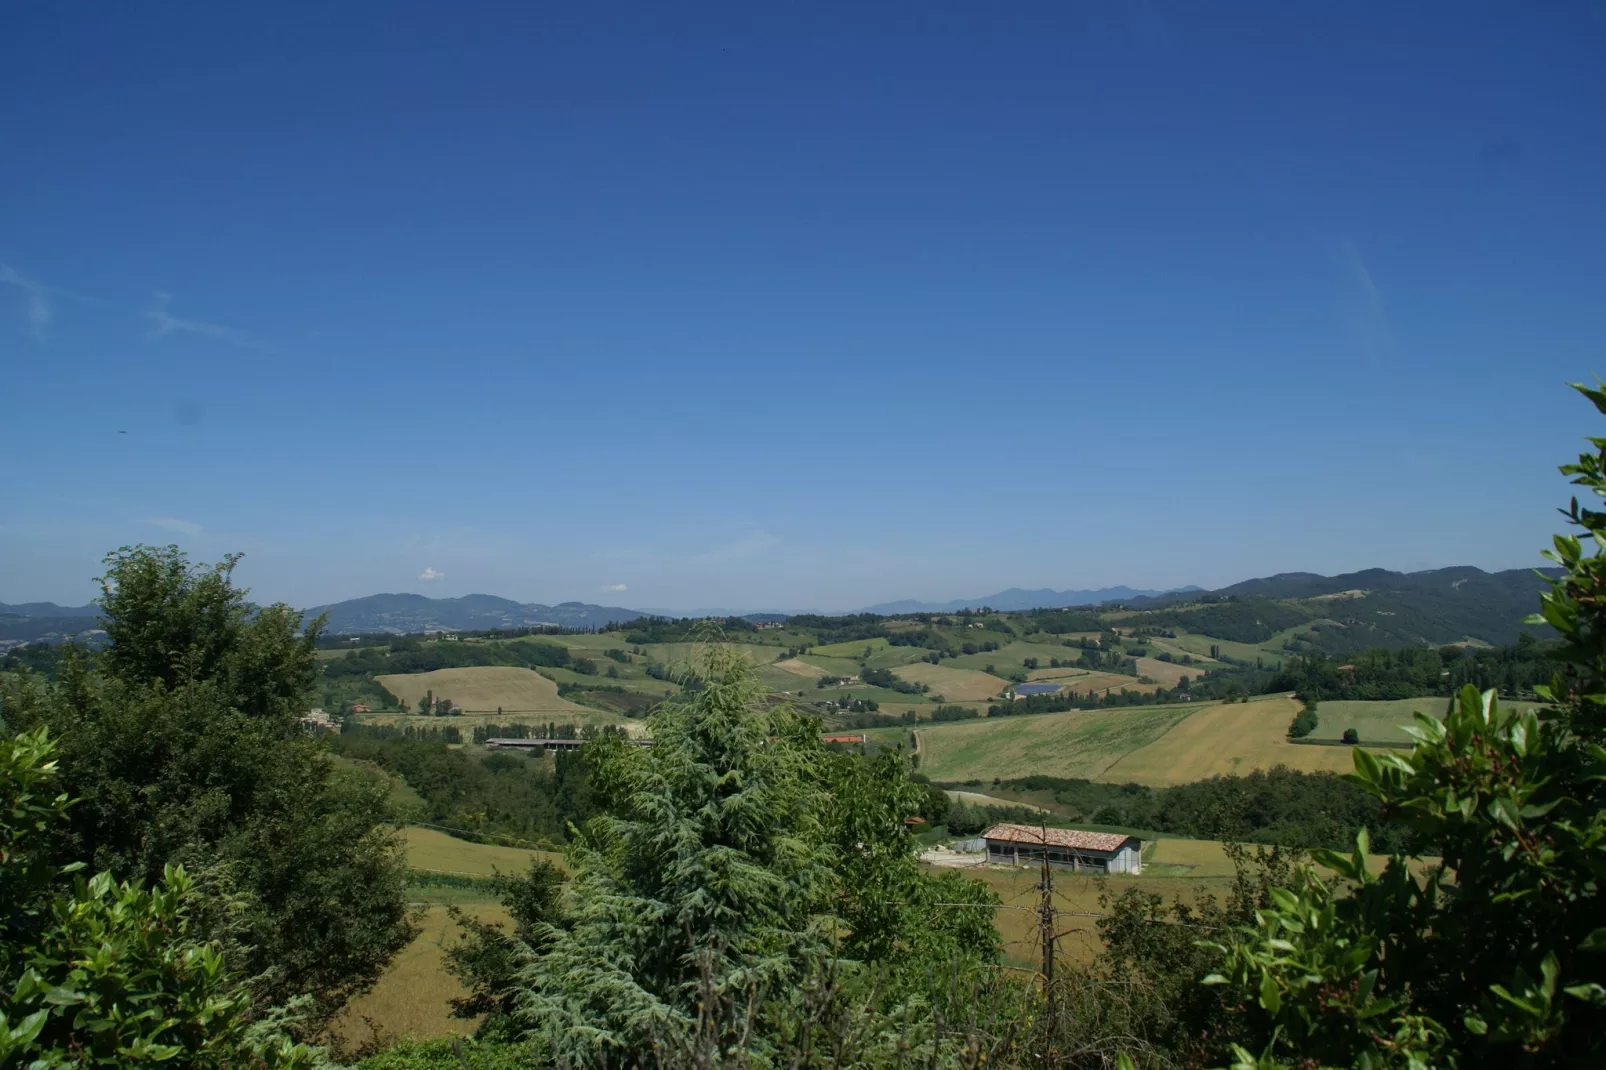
[3, 1, 1603, 613]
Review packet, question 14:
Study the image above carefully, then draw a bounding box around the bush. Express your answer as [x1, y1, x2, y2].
[0, 728, 320, 1068]
[1341, 727, 1359, 744]
[1287, 695, 1320, 738]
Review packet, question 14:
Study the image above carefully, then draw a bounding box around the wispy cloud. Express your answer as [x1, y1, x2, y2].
[418, 567, 445, 581]
[2, 264, 272, 352]
[1, 265, 55, 340]
[601, 583, 628, 592]
[149, 292, 272, 352]
[1335, 240, 1395, 362]
[141, 516, 203, 535]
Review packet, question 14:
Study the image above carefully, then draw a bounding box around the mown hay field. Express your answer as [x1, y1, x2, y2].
[330, 828, 559, 1052]
[892, 662, 1009, 702]
[1133, 657, 1199, 687]
[329, 902, 502, 1052]
[875, 704, 1205, 782]
[773, 657, 829, 680]
[956, 864, 1229, 968]
[1098, 696, 1354, 784]
[401, 826, 561, 875]
[375, 666, 588, 714]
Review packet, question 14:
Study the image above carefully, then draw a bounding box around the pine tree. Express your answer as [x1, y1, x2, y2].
[517, 644, 839, 1062]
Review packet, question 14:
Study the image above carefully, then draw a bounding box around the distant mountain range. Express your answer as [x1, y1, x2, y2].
[2, 565, 1553, 648]
[0, 602, 104, 645]
[302, 593, 645, 634]
[860, 586, 1203, 615]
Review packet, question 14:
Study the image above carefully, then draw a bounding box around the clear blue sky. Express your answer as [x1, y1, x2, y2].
[3, 2, 1603, 612]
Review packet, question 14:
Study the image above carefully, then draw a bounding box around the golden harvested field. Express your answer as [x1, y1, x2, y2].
[773, 657, 830, 680]
[329, 903, 503, 1052]
[375, 666, 588, 714]
[892, 662, 1009, 701]
[881, 704, 1204, 782]
[955, 865, 1226, 967]
[1098, 696, 1356, 785]
[329, 827, 561, 1051]
[1134, 657, 1199, 687]
[1024, 670, 1150, 695]
[401, 826, 562, 875]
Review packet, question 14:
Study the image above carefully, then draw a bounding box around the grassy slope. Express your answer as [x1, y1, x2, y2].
[1307, 696, 1545, 744]
[875, 704, 1205, 782]
[947, 640, 1076, 676]
[1099, 695, 1355, 784]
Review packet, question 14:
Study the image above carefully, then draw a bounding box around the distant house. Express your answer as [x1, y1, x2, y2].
[981, 823, 1142, 874]
[300, 708, 336, 731]
[820, 732, 868, 745]
[351, 704, 370, 713]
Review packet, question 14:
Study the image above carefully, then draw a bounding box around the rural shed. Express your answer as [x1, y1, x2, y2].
[981, 823, 1142, 874]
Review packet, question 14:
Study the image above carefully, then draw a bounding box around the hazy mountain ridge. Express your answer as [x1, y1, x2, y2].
[862, 585, 1202, 615]
[302, 592, 646, 634]
[4, 566, 1551, 645]
[1128, 565, 1558, 651]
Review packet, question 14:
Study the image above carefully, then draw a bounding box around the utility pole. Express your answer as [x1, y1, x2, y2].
[1038, 821, 1057, 1032]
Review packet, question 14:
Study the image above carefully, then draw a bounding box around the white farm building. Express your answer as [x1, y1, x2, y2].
[981, 823, 1143, 874]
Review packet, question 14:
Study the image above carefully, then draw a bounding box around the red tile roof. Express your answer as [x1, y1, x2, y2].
[981, 823, 1135, 853]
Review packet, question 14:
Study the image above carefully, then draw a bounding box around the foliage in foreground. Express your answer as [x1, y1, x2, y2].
[0, 546, 415, 1024]
[1204, 385, 1606, 1068]
[0, 727, 321, 1068]
[491, 643, 1006, 1066]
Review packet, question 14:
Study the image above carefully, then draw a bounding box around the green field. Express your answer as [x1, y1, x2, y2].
[1307, 696, 1544, 744]
[1311, 698, 1447, 743]
[1164, 622, 1330, 666]
[797, 653, 864, 677]
[808, 636, 891, 658]
[873, 703, 1205, 782]
[946, 639, 1078, 677]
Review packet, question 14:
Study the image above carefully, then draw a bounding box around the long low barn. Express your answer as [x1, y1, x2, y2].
[981, 823, 1143, 874]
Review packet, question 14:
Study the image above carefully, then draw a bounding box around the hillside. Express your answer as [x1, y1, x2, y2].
[863, 585, 1197, 614]
[304, 592, 646, 633]
[1128, 567, 1552, 654]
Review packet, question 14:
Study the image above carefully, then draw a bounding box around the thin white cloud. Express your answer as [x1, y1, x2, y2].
[601, 583, 628, 592]
[1335, 240, 1395, 362]
[1, 264, 54, 340]
[418, 567, 445, 581]
[149, 292, 273, 352]
[141, 516, 203, 535]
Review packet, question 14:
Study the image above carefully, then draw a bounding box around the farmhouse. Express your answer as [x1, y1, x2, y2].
[981, 823, 1142, 874]
[820, 732, 868, 745]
